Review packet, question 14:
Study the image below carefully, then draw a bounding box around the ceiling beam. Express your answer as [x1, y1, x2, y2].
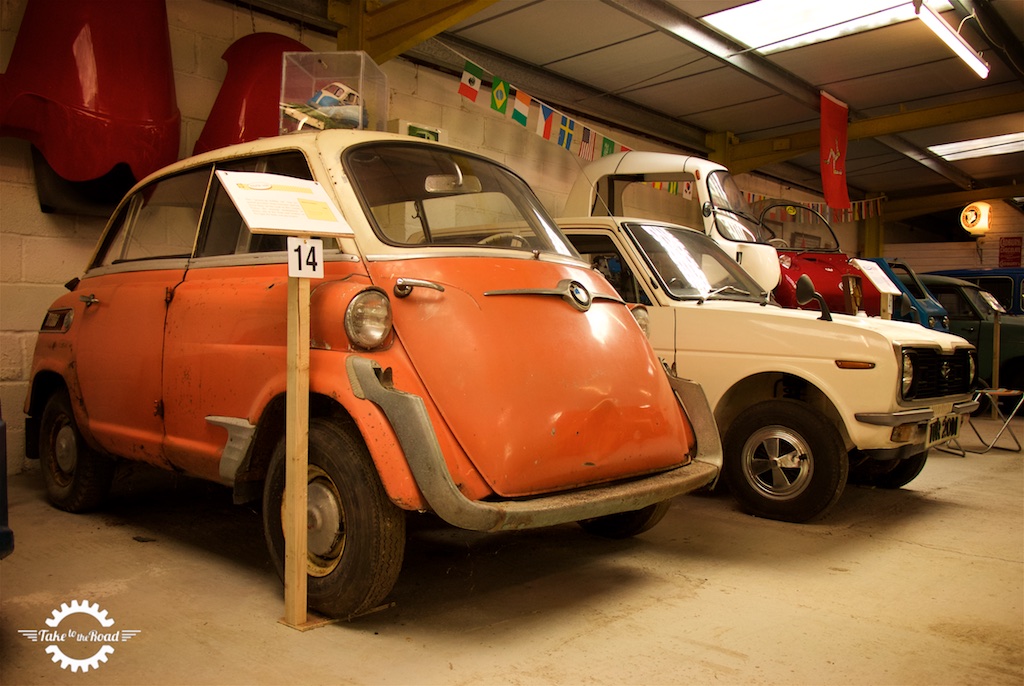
[405, 34, 711, 153]
[600, 0, 983, 191]
[951, 0, 1024, 82]
[329, 0, 501, 63]
[885, 184, 1023, 221]
[725, 91, 1024, 172]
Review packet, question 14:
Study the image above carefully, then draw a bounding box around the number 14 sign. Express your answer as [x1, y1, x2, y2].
[287, 237, 324, 279]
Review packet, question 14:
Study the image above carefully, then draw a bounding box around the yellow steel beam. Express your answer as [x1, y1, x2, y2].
[722, 92, 1024, 173]
[885, 184, 1023, 222]
[329, 0, 501, 63]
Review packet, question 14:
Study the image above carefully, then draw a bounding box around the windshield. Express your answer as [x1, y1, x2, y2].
[753, 200, 840, 251]
[345, 142, 575, 257]
[623, 221, 766, 302]
[705, 170, 762, 243]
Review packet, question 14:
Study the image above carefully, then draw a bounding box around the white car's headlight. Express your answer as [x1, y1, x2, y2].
[901, 351, 914, 396]
[630, 305, 650, 338]
[345, 288, 392, 350]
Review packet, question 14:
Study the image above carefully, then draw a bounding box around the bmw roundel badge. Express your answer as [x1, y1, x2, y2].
[567, 280, 592, 311]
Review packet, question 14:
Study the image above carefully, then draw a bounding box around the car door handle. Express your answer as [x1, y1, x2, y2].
[393, 278, 445, 298]
[79, 294, 100, 307]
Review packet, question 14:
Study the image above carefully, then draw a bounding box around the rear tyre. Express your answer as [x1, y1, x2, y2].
[723, 399, 847, 523]
[39, 390, 115, 512]
[577, 500, 671, 539]
[262, 418, 406, 619]
[849, 451, 928, 489]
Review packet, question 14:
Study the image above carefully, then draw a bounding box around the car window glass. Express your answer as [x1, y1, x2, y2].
[118, 169, 211, 262]
[972, 277, 1012, 312]
[196, 152, 317, 257]
[566, 234, 650, 305]
[934, 288, 978, 319]
[345, 142, 575, 257]
[94, 201, 138, 267]
[892, 264, 927, 299]
[608, 176, 703, 229]
[625, 221, 764, 301]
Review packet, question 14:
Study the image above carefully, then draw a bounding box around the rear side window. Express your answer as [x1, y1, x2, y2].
[196, 152, 315, 257]
[970, 277, 1012, 313]
[96, 169, 211, 266]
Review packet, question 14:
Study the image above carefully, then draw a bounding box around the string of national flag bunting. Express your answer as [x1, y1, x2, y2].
[458, 59, 632, 160]
[458, 59, 882, 224]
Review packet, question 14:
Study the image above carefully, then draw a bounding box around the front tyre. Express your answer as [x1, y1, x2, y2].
[262, 418, 406, 619]
[39, 389, 115, 512]
[723, 400, 847, 523]
[578, 500, 671, 539]
[849, 451, 928, 489]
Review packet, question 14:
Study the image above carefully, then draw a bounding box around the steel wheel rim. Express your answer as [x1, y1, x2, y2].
[305, 465, 345, 577]
[741, 425, 813, 500]
[53, 422, 78, 482]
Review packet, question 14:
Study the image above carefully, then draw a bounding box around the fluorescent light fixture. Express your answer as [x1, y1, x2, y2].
[928, 132, 1024, 160]
[703, 0, 953, 54]
[915, 1, 989, 78]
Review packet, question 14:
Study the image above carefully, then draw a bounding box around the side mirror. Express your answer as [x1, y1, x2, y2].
[795, 274, 833, 321]
[900, 293, 915, 318]
[702, 201, 712, 218]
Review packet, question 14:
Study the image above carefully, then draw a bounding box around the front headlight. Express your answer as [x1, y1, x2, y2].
[968, 351, 977, 384]
[901, 351, 914, 397]
[345, 288, 392, 350]
[927, 316, 936, 328]
[630, 305, 650, 338]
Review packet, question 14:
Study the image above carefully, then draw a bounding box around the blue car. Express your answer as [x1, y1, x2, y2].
[929, 268, 1024, 316]
[868, 258, 949, 331]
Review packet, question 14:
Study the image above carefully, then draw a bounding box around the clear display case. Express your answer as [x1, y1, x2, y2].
[280, 51, 388, 134]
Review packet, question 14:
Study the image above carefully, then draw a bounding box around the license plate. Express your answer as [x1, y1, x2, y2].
[926, 413, 961, 447]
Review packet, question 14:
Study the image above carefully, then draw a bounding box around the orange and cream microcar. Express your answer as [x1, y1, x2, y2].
[25, 130, 721, 619]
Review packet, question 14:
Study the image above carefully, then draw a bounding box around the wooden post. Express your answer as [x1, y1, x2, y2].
[282, 275, 310, 628]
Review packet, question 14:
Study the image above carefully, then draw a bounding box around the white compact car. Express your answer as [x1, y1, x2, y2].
[560, 216, 979, 522]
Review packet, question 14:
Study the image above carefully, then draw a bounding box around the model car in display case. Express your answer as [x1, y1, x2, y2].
[23, 131, 722, 619]
[559, 216, 979, 522]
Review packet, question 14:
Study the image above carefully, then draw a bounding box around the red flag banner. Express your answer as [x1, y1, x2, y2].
[820, 91, 850, 210]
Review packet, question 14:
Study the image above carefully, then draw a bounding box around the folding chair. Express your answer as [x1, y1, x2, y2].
[962, 389, 1019, 454]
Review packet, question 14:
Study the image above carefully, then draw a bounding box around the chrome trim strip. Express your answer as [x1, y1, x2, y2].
[855, 408, 935, 427]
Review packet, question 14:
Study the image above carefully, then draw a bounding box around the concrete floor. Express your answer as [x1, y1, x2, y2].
[1, 417, 1021, 685]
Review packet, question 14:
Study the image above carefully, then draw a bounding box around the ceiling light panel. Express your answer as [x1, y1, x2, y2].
[703, 0, 954, 54]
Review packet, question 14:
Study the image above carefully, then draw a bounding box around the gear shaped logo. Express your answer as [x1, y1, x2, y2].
[18, 599, 141, 673]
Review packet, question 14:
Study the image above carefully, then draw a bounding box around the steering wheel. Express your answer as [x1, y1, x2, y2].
[768, 238, 790, 249]
[479, 232, 529, 248]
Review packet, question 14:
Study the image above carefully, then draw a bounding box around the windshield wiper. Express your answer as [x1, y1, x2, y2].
[698, 284, 750, 303]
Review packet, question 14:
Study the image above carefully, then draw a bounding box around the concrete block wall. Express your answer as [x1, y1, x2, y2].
[0, 0, 671, 473]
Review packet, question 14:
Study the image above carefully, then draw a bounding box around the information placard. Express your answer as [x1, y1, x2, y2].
[215, 170, 353, 236]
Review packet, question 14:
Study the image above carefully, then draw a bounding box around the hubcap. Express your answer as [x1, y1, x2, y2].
[742, 426, 813, 499]
[54, 424, 78, 475]
[305, 466, 345, 577]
